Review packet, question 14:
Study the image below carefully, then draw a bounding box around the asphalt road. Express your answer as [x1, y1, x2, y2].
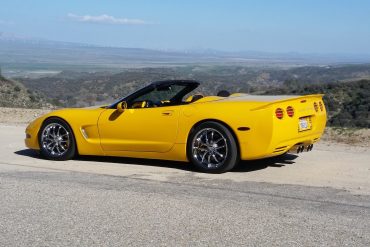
[1, 124, 370, 246]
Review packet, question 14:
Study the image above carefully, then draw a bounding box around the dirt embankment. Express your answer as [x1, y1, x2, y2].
[0, 107, 51, 125]
[321, 127, 370, 148]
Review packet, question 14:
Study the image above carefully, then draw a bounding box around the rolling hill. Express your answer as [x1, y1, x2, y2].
[0, 76, 50, 108]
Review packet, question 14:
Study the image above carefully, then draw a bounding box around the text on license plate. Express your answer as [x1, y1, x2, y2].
[299, 117, 311, 131]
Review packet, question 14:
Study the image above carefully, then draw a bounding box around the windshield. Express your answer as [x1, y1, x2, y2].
[108, 80, 199, 109]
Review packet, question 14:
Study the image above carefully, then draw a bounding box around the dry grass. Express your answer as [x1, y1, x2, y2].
[321, 127, 370, 148]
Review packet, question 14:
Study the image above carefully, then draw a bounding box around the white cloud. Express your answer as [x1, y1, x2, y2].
[67, 13, 150, 25]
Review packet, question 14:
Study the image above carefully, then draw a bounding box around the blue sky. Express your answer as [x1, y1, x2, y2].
[0, 0, 370, 53]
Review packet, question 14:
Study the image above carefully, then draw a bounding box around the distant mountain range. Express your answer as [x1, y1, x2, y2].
[1, 31, 370, 75]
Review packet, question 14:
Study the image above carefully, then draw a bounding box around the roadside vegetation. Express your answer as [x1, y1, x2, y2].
[263, 79, 370, 128]
[0, 73, 50, 108]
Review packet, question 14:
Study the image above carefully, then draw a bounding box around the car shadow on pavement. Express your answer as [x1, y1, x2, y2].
[15, 149, 298, 173]
[14, 149, 192, 172]
[77, 155, 193, 172]
[232, 153, 298, 172]
[14, 149, 40, 158]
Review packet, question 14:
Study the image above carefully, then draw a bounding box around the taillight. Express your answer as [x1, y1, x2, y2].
[286, 106, 294, 117]
[319, 101, 323, 111]
[275, 108, 284, 119]
[313, 102, 319, 112]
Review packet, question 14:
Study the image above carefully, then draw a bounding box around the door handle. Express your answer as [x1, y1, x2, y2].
[161, 111, 173, 116]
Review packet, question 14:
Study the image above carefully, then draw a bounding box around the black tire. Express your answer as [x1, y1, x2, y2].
[38, 117, 76, 161]
[187, 121, 239, 173]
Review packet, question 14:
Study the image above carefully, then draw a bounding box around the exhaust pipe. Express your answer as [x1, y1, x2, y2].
[293, 144, 313, 154]
[305, 144, 313, 152]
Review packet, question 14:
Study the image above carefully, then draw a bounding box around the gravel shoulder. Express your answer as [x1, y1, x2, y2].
[0, 107, 51, 125]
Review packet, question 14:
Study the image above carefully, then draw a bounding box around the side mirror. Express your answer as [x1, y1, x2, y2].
[117, 101, 127, 113]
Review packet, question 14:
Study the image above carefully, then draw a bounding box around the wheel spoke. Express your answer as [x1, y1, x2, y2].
[201, 151, 209, 163]
[213, 154, 219, 163]
[55, 145, 61, 155]
[50, 143, 57, 152]
[46, 142, 54, 149]
[213, 137, 224, 144]
[210, 131, 214, 142]
[214, 150, 224, 158]
[204, 130, 209, 144]
[194, 147, 207, 152]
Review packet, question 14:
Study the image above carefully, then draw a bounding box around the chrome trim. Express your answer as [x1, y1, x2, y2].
[80, 127, 88, 139]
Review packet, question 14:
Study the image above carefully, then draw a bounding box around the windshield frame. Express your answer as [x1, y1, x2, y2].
[107, 80, 200, 109]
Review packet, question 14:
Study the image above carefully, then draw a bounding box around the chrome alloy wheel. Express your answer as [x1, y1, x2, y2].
[40, 123, 70, 157]
[191, 128, 228, 169]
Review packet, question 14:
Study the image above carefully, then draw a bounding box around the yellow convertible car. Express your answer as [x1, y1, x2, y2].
[25, 80, 327, 173]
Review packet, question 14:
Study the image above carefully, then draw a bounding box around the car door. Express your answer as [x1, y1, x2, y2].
[97, 105, 180, 153]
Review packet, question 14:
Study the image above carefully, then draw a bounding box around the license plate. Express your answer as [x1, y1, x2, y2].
[298, 117, 311, 131]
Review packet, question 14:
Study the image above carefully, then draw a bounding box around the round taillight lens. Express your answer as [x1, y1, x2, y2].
[275, 108, 284, 119]
[286, 106, 294, 117]
[313, 102, 319, 112]
[319, 101, 323, 111]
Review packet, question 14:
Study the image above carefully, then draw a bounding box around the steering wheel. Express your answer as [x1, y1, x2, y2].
[144, 100, 157, 108]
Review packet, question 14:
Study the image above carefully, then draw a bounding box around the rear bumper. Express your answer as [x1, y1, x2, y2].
[269, 131, 322, 156]
[240, 130, 323, 160]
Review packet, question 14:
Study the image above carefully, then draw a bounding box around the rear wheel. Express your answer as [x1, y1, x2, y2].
[187, 122, 239, 173]
[38, 118, 76, 160]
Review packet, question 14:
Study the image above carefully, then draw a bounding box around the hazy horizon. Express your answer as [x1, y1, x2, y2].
[1, 0, 370, 54]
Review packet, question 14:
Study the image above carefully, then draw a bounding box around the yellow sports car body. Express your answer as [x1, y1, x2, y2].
[25, 80, 327, 173]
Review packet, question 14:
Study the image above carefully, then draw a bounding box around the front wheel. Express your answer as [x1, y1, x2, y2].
[38, 118, 76, 160]
[187, 122, 239, 173]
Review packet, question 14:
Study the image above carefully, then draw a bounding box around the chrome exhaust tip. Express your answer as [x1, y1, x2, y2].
[294, 144, 313, 154]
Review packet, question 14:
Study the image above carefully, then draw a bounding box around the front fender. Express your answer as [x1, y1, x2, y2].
[25, 108, 106, 155]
